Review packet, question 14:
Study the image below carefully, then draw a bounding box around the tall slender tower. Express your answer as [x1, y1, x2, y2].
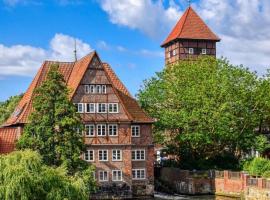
[161, 6, 220, 65]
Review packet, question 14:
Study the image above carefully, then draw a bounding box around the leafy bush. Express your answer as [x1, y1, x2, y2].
[0, 150, 95, 200]
[243, 157, 270, 177]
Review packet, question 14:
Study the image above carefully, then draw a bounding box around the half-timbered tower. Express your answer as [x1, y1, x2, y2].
[161, 6, 220, 65]
[0, 51, 154, 197]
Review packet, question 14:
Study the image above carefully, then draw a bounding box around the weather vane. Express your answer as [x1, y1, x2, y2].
[188, 0, 191, 6]
[74, 39, 77, 62]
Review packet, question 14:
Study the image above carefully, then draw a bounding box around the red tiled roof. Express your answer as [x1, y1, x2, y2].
[161, 6, 220, 47]
[0, 127, 18, 154]
[3, 51, 153, 126]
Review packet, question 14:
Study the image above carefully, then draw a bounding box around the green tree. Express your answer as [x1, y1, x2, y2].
[17, 64, 86, 174]
[0, 150, 95, 200]
[0, 94, 23, 125]
[138, 57, 269, 169]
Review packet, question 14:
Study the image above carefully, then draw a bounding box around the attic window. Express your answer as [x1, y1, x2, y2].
[189, 48, 194, 55]
[202, 49, 207, 55]
[12, 108, 22, 117]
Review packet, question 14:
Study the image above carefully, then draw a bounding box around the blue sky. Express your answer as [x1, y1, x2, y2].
[0, 0, 270, 101]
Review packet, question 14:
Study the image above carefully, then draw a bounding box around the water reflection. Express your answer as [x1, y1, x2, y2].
[154, 193, 239, 200]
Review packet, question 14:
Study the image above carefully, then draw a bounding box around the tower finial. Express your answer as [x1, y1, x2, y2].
[74, 39, 77, 62]
[188, 0, 191, 6]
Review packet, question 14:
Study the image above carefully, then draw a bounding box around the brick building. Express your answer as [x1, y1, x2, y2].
[161, 6, 220, 65]
[0, 51, 155, 196]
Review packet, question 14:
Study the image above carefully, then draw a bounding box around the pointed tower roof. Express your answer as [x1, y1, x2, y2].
[161, 6, 220, 47]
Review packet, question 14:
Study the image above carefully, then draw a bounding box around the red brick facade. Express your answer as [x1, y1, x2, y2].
[0, 52, 154, 196]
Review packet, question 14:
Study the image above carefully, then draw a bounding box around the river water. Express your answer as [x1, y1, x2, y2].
[154, 193, 239, 200]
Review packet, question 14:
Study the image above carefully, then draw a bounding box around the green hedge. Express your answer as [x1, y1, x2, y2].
[243, 157, 270, 178]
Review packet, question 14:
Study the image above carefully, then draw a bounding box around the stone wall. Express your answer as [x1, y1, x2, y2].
[156, 167, 270, 199]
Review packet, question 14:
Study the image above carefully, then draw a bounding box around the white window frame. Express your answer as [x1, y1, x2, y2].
[89, 85, 95, 93]
[98, 150, 108, 161]
[132, 169, 146, 180]
[172, 49, 176, 56]
[108, 103, 118, 113]
[189, 48, 194, 55]
[99, 171, 109, 182]
[84, 150, 94, 162]
[108, 124, 118, 136]
[85, 103, 95, 113]
[85, 124, 95, 137]
[97, 103, 107, 113]
[102, 85, 107, 94]
[85, 85, 90, 94]
[112, 170, 122, 181]
[96, 85, 102, 94]
[97, 124, 106, 136]
[75, 103, 84, 113]
[202, 48, 207, 55]
[132, 149, 145, 161]
[112, 149, 122, 161]
[131, 125, 140, 137]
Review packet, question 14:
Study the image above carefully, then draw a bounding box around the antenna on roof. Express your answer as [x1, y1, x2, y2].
[74, 39, 77, 62]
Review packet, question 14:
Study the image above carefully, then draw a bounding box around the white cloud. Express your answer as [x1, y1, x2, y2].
[99, 0, 182, 38]
[196, 0, 270, 73]
[99, 0, 270, 73]
[0, 33, 92, 76]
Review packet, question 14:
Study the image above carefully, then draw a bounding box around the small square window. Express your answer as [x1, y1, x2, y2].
[98, 150, 108, 161]
[112, 149, 122, 161]
[97, 124, 106, 136]
[132, 149, 145, 161]
[75, 103, 84, 113]
[108, 103, 118, 113]
[131, 125, 140, 137]
[132, 169, 145, 180]
[85, 124, 95, 137]
[202, 49, 207, 55]
[189, 48, 194, 55]
[112, 170, 122, 181]
[97, 103, 107, 113]
[85, 103, 95, 113]
[84, 150, 94, 162]
[99, 171, 108, 181]
[108, 124, 118, 136]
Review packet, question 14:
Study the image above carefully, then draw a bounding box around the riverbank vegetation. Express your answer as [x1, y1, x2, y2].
[0, 150, 94, 200]
[138, 57, 270, 170]
[243, 157, 270, 178]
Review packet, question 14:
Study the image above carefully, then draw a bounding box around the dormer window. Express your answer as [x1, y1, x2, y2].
[202, 49, 207, 55]
[189, 48, 194, 55]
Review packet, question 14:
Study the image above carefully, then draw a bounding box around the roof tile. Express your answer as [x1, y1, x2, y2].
[162, 6, 220, 47]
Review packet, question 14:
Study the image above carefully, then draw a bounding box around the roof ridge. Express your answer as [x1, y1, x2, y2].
[176, 6, 191, 40]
